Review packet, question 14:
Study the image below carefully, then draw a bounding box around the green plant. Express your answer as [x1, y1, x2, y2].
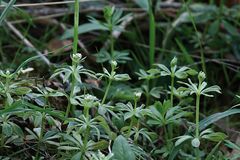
[51, 54, 95, 117]
[1, 0, 240, 159]
[155, 57, 197, 139]
[97, 60, 130, 104]
[177, 71, 221, 159]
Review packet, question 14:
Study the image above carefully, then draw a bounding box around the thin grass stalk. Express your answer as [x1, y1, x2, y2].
[66, 0, 80, 117]
[183, 0, 206, 74]
[73, 0, 79, 55]
[0, 0, 16, 25]
[148, 0, 155, 67]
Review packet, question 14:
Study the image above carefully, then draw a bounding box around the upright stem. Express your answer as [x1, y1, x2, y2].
[66, 0, 80, 117]
[66, 65, 77, 118]
[101, 79, 112, 104]
[73, 0, 79, 55]
[148, 0, 155, 67]
[170, 75, 175, 108]
[195, 93, 201, 160]
[4, 77, 10, 108]
[110, 29, 114, 56]
[146, 79, 150, 107]
[195, 94, 200, 138]
[168, 75, 175, 139]
[83, 106, 90, 157]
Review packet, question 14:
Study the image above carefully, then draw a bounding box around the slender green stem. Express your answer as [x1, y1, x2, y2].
[101, 79, 112, 104]
[73, 0, 79, 55]
[84, 107, 89, 118]
[195, 93, 200, 160]
[66, 0, 80, 117]
[146, 80, 150, 107]
[110, 29, 114, 57]
[148, 0, 155, 67]
[65, 100, 71, 118]
[127, 118, 134, 138]
[184, 0, 206, 74]
[83, 107, 90, 157]
[163, 125, 168, 140]
[195, 94, 200, 138]
[170, 75, 175, 108]
[66, 67, 76, 118]
[4, 77, 10, 108]
[168, 75, 175, 139]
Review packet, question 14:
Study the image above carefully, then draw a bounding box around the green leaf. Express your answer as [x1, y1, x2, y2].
[225, 140, 240, 151]
[150, 87, 162, 98]
[133, 0, 149, 11]
[61, 23, 107, 39]
[222, 20, 240, 36]
[199, 108, 240, 131]
[208, 19, 220, 35]
[112, 135, 136, 160]
[206, 141, 222, 160]
[0, 0, 16, 25]
[13, 87, 31, 95]
[3, 122, 13, 136]
[168, 142, 185, 160]
[202, 132, 227, 142]
[93, 140, 109, 150]
[175, 135, 193, 146]
[71, 152, 82, 160]
[58, 146, 80, 151]
[113, 74, 131, 81]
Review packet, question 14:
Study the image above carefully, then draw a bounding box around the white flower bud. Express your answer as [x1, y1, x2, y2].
[170, 57, 177, 67]
[134, 91, 142, 99]
[6, 70, 10, 75]
[110, 60, 117, 67]
[198, 71, 206, 82]
[191, 138, 200, 148]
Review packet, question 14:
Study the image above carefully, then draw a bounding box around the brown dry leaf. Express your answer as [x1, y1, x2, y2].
[48, 38, 72, 54]
[85, 78, 100, 88]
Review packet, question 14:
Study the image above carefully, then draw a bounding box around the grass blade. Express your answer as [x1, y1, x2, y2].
[199, 108, 240, 131]
[183, 0, 206, 73]
[0, 0, 16, 25]
[148, 0, 155, 67]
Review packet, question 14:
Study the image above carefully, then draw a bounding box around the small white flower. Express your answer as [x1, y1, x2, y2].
[73, 53, 82, 59]
[110, 60, 117, 67]
[134, 91, 142, 99]
[84, 94, 98, 101]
